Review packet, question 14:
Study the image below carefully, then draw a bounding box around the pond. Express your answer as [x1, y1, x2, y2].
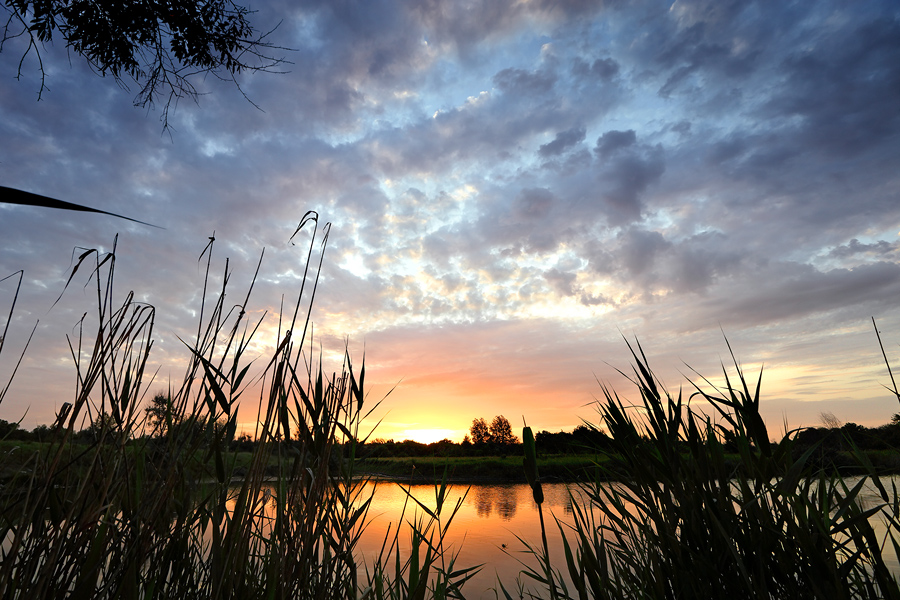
[355, 482, 577, 598]
[354, 479, 900, 599]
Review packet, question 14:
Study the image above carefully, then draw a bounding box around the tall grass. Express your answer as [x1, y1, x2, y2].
[0, 218, 475, 599]
[5, 217, 900, 599]
[511, 339, 900, 599]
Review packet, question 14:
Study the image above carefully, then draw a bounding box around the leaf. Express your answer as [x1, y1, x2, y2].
[1, 185, 163, 228]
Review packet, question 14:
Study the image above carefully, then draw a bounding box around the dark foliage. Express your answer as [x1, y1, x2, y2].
[489, 415, 518, 445]
[1, 0, 285, 125]
[512, 339, 900, 599]
[0, 186, 161, 228]
[535, 425, 612, 454]
[470, 417, 490, 445]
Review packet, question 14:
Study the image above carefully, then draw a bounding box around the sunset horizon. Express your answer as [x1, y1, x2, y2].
[2, 0, 899, 444]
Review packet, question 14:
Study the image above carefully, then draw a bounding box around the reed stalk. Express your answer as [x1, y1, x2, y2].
[514, 338, 900, 599]
[0, 218, 474, 599]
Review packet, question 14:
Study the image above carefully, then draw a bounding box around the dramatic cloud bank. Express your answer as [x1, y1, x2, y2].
[2, 0, 899, 440]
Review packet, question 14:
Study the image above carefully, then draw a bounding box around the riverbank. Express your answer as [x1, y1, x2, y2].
[5, 440, 900, 485]
[355, 449, 900, 483]
[354, 453, 607, 483]
[0, 442, 602, 485]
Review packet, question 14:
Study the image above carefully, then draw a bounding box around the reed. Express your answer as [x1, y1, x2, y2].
[0, 218, 474, 599]
[512, 338, 900, 599]
[5, 215, 900, 599]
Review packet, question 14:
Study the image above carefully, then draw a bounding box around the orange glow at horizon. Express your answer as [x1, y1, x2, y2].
[396, 428, 460, 444]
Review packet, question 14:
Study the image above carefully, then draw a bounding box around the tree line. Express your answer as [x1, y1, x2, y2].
[6, 399, 900, 466]
[359, 418, 614, 458]
[465, 415, 519, 445]
[0, 392, 254, 450]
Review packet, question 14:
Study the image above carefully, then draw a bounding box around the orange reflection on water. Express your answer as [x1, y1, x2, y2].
[354, 478, 900, 599]
[356, 482, 584, 599]
[226, 477, 900, 599]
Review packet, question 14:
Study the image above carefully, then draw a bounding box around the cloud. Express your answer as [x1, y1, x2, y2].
[596, 140, 666, 224]
[539, 126, 587, 157]
[492, 67, 557, 95]
[543, 268, 577, 296]
[829, 239, 898, 260]
[618, 228, 670, 277]
[595, 129, 636, 159]
[2, 0, 899, 434]
[409, 0, 603, 55]
[572, 57, 620, 81]
[512, 187, 555, 220]
[701, 261, 900, 328]
[762, 15, 900, 158]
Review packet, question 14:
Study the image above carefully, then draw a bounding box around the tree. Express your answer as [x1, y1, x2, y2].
[469, 418, 490, 445]
[145, 392, 179, 437]
[571, 424, 611, 451]
[76, 410, 117, 443]
[31, 423, 52, 442]
[489, 415, 518, 445]
[1, 0, 285, 125]
[0, 418, 18, 438]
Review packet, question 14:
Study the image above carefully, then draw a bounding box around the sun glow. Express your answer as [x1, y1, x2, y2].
[399, 428, 458, 444]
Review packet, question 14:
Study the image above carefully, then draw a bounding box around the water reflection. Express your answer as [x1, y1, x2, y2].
[561, 492, 575, 516]
[357, 482, 581, 599]
[472, 484, 519, 520]
[356, 478, 900, 600]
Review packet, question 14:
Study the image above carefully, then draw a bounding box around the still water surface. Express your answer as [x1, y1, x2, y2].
[355, 482, 597, 598]
[354, 480, 900, 600]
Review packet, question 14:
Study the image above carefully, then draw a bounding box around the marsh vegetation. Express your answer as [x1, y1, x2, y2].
[2, 224, 900, 598]
[0, 222, 476, 598]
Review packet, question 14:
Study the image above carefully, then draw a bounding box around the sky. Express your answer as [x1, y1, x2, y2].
[1, 0, 899, 444]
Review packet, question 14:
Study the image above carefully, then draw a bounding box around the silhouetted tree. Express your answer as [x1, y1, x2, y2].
[429, 438, 457, 457]
[489, 415, 518, 445]
[145, 392, 179, 437]
[470, 418, 490, 445]
[2, 0, 285, 126]
[31, 424, 52, 442]
[0, 418, 18, 438]
[571, 424, 611, 451]
[535, 429, 569, 454]
[231, 432, 254, 452]
[75, 411, 117, 443]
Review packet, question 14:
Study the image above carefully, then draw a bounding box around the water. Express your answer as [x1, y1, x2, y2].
[355, 481, 591, 598]
[355, 479, 900, 599]
[4, 477, 897, 597]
